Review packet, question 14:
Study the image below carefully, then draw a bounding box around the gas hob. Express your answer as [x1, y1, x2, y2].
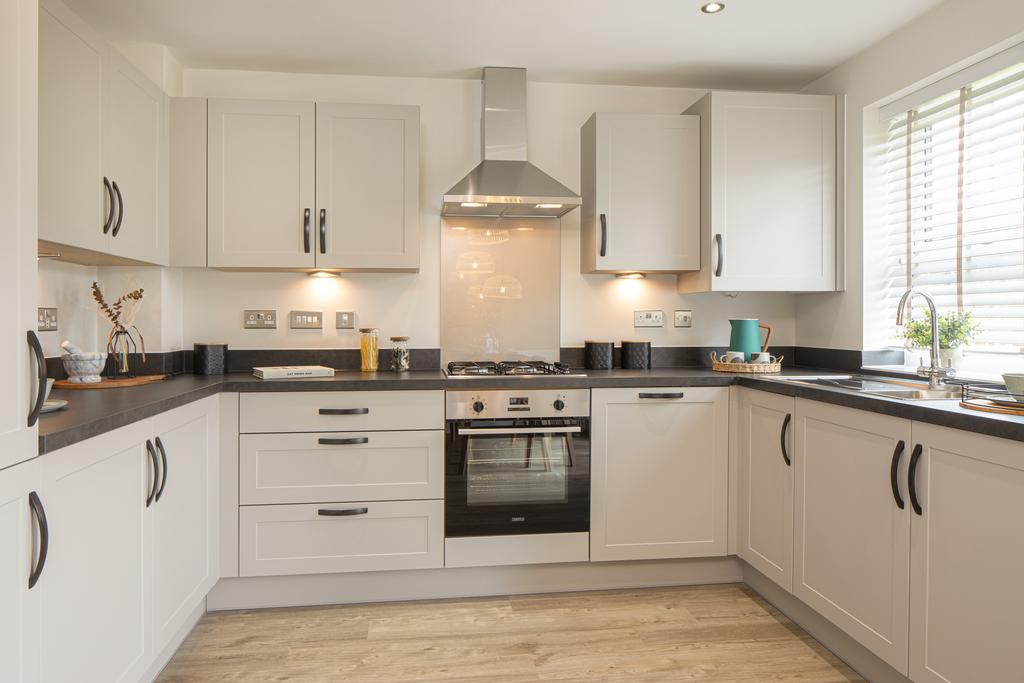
[446, 360, 587, 378]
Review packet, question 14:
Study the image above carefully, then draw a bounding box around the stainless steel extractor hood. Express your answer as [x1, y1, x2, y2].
[442, 67, 581, 218]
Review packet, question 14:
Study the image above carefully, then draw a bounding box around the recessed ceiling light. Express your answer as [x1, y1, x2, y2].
[615, 272, 646, 280]
[308, 270, 339, 278]
[700, 2, 725, 14]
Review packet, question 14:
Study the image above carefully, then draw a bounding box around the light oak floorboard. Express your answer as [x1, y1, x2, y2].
[158, 584, 863, 682]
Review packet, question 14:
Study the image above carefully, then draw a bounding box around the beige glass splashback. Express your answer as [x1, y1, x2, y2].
[441, 217, 560, 364]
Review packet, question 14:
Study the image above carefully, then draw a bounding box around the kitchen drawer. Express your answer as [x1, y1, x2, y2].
[239, 500, 443, 576]
[239, 390, 443, 433]
[239, 430, 443, 504]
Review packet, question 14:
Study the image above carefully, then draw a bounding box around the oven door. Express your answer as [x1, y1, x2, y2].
[445, 418, 590, 537]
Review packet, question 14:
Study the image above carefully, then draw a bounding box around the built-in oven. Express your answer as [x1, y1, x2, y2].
[444, 389, 590, 542]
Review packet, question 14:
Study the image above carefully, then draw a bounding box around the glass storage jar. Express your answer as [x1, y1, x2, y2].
[359, 328, 379, 372]
[390, 336, 411, 371]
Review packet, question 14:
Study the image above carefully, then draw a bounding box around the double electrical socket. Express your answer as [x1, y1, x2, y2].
[633, 310, 664, 328]
[244, 309, 277, 329]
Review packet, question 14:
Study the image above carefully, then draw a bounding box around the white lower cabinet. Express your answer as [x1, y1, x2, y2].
[0, 459, 42, 683]
[736, 388, 795, 592]
[794, 398, 912, 674]
[908, 423, 1024, 683]
[590, 387, 728, 561]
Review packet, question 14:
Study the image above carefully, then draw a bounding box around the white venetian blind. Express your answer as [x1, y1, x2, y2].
[882, 61, 1024, 352]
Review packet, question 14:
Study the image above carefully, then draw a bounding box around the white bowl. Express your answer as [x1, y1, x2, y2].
[1002, 374, 1024, 402]
[62, 352, 107, 384]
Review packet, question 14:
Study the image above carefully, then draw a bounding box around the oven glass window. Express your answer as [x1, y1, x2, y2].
[465, 433, 570, 506]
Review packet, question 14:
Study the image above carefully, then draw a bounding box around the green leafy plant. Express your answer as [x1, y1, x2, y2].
[900, 310, 979, 349]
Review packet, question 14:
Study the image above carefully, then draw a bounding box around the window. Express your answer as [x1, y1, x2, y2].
[881, 61, 1024, 365]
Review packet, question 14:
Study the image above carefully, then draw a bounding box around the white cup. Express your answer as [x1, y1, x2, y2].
[723, 351, 746, 363]
[750, 352, 773, 364]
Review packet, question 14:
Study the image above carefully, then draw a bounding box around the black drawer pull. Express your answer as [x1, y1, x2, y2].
[890, 440, 906, 510]
[599, 213, 608, 257]
[154, 436, 168, 502]
[780, 413, 792, 466]
[319, 408, 369, 415]
[638, 392, 685, 399]
[318, 437, 369, 446]
[111, 180, 124, 237]
[28, 491, 48, 589]
[102, 177, 114, 234]
[27, 331, 46, 427]
[318, 507, 369, 517]
[908, 443, 924, 515]
[145, 440, 159, 507]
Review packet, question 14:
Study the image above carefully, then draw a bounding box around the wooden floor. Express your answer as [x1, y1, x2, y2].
[159, 584, 863, 682]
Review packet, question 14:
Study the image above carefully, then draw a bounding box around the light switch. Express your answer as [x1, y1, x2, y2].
[290, 310, 323, 329]
[336, 311, 355, 329]
[674, 310, 693, 328]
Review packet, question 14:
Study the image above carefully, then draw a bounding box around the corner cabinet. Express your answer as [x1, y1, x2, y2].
[677, 91, 836, 292]
[205, 98, 420, 271]
[590, 387, 728, 561]
[580, 113, 700, 274]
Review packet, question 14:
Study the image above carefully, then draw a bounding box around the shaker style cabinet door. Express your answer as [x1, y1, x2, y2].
[908, 424, 1024, 683]
[315, 103, 420, 271]
[590, 387, 728, 561]
[581, 113, 700, 273]
[207, 99, 316, 268]
[793, 399, 911, 674]
[736, 389, 795, 592]
[0, 460, 42, 683]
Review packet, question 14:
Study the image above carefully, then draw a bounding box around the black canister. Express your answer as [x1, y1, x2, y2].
[194, 343, 228, 375]
[584, 341, 614, 370]
[620, 340, 651, 369]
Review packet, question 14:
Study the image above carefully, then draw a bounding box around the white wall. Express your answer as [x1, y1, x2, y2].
[179, 69, 797, 351]
[797, 0, 1024, 350]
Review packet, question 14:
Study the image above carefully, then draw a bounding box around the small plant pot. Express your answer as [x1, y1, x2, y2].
[939, 347, 963, 371]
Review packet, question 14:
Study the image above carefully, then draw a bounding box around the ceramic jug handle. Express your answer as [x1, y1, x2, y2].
[759, 323, 773, 352]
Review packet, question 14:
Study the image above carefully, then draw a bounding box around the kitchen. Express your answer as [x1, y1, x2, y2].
[3, 0, 1024, 681]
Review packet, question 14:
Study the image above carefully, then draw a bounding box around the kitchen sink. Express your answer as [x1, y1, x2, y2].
[773, 375, 963, 401]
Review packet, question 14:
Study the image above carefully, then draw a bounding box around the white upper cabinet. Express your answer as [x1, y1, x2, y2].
[581, 113, 700, 273]
[207, 99, 316, 269]
[316, 103, 420, 271]
[677, 91, 836, 293]
[38, 0, 168, 265]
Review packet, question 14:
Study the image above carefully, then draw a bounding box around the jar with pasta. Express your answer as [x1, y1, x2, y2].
[359, 328, 379, 372]
[390, 336, 410, 371]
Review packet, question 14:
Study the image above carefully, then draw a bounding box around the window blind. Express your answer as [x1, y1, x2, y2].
[882, 61, 1024, 353]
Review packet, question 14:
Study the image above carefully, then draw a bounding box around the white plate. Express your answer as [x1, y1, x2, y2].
[40, 399, 68, 414]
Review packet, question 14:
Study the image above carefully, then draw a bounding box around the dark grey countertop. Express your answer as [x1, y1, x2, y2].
[37, 368, 1024, 455]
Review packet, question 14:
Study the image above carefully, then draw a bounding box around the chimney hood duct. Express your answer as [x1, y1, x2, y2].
[442, 67, 581, 218]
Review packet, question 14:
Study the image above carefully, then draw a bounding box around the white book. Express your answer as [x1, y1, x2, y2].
[253, 365, 335, 380]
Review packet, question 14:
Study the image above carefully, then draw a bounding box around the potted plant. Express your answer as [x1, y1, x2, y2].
[900, 310, 978, 371]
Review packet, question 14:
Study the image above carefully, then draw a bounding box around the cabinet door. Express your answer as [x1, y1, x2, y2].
[38, 0, 107, 253]
[38, 426, 153, 683]
[737, 389, 795, 592]
[208, 99, 316, 268]
[591, 387, 728, 561]
[583, 113, 700, 273]
[104, 54, 165, 264]
[151, 399, 218, 653]
[0, 460, 42, 683]
[909, 424, 1024, 683]
[794, 399, 911, 674]
[710, 92, 835, 292]
[316, 103, 419, 271]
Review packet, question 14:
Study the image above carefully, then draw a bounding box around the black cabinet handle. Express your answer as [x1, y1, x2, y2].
[102, 177, 115, 234]
[319, 209, 327, 254]
[154, 436, 168, 502]
[111, 180, 124, 237]
[318, 437, 369, 446]
[780, 413, 792, 466]
[908, 443, 923, 515]
[317, 507, 369, 517]
[599, 213, 608, 257]
[638, 392, 685, 399]
[319, 407, 369, 415]
[145, 440, 158, 507]
[28, 491, 48, 589]
[890, 440, 906, 510]
[714, 234, 724, 277]
[27, 331, 46, 427]
[303, 208, 311, 253]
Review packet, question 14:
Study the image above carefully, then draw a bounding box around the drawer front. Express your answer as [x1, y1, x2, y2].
[239, 431, 443, 504]
[239, 390, 444, 433]
[239, 500, 443, 576]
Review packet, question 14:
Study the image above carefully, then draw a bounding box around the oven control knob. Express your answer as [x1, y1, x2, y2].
[472, 400, 485, 414]
[553, 399, 565, 411]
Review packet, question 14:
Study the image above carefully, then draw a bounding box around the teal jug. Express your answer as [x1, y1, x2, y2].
[729, 319, 773, 361]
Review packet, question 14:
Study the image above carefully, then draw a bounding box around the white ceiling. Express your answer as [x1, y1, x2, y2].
[63, 0, 944, 90]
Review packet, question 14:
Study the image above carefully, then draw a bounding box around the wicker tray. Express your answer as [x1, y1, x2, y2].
[710, 352, 783, 374]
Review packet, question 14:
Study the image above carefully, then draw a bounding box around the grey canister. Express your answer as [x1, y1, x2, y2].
[620, 340, 651, 369]
[584, 341, 614, 370]
[193, 343, 228, 375]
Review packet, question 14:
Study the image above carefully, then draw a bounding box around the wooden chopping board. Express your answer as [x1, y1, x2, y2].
[54, 374, 166, 390]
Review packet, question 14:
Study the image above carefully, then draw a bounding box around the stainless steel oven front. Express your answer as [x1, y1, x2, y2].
[444, 389, 590, 538]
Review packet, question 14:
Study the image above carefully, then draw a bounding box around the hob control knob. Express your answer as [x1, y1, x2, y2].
[553, 399, 565, 411]
[472, 400, 485, 414]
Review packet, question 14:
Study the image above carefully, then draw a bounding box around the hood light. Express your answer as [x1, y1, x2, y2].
[700, 2, 725, 13]
[461, 202, 486, 208]
[535, 203, 563, 209]
[615, 272, 646, 280]
[308, 270, 339, 279]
